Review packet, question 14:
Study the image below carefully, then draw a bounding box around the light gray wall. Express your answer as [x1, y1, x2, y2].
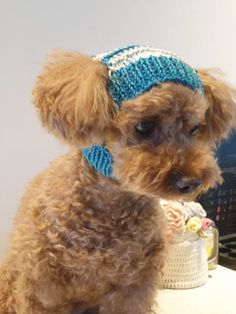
[1, 0, 236, 259]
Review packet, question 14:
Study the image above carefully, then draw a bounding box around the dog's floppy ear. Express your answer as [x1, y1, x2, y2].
[33, 51, 115, 146]
[198, 69, 236, 144]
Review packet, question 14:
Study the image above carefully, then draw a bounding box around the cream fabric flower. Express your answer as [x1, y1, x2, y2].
[183, 201, 206, 219]
[186, 216, 202, 233]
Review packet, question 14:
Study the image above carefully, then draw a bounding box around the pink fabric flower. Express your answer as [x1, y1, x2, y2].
[201, 218, 213, 231]
[165, 228, 173, 241]
[161, 200, 188, 232]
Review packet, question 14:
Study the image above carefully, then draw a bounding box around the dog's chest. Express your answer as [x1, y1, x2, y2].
[69, 188, 164, 279]
[75, 184, 162, 251]
[49, 182, 166, 289]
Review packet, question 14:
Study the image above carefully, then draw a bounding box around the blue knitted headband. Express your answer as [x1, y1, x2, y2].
[95, 45, 204, 107]
[82, 45, 204, 178]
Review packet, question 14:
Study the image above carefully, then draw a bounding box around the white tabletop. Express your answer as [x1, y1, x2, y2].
[158, 266, 236, 314]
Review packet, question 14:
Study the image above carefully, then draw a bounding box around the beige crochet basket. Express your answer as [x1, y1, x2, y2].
[161, 237, 208, 289]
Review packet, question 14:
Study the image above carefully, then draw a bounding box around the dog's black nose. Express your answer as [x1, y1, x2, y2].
[175, 176, 202, 194]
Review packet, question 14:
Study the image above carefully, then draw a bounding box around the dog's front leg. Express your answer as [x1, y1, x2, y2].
[12, 273, 73, 314]
[99, 280, 158, 314]
[16, 301, 71, 314]
[14, 290, 72, 314]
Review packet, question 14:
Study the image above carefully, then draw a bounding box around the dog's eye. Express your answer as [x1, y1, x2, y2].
[135, 121, 156, 136]
[189, 123, 200, 136]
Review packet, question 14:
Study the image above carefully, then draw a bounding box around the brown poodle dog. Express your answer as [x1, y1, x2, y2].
[0, 46, 236, 314]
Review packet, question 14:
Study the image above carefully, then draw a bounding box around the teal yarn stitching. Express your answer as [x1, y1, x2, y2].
[96, 45, 204, 108]
[82, 145, 113, 178]
[100, 44, 138, 66]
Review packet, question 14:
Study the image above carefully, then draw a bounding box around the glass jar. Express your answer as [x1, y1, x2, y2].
[206, 223, 219, 270]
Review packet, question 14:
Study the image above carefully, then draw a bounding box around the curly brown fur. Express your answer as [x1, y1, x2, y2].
[33, 51, 115, 147]
[0, 153, 165, 314]
[0, 51, 236, 314]
[198, 69, 236, 144]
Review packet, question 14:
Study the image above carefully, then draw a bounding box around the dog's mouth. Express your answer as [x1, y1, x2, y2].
[171, 174, 203, 195]
[113, 145, 222, 200]
[160, 169, 222, 201]
[118, 169, 221, 201]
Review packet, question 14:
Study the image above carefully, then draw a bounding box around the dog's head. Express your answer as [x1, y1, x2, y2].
[33, 46, 236, 200]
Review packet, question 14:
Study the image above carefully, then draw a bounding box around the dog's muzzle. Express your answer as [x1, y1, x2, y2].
[173, 175, 202, 194]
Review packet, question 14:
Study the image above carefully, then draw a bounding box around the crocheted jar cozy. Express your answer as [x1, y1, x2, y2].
[161, 237, 208, 289]
[82, 45, 204, 178]
[161, 200, 209, 289]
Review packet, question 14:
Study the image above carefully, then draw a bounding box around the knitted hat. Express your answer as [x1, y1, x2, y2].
[82, 45, 204, 177]
[94, 45, 204, 108]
